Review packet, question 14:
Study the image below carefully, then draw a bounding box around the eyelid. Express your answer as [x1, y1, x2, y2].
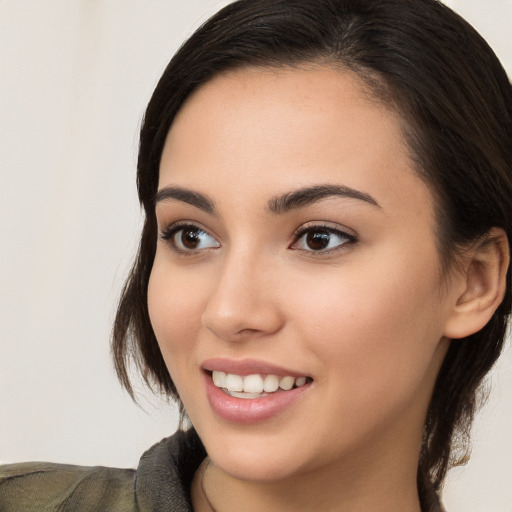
[290, 222, 357, 254]
[159, 221, 220, 254]
[292, 221, 356, 238]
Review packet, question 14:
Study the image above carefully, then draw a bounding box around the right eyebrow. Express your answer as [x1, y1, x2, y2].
[154, 186, 215, 215]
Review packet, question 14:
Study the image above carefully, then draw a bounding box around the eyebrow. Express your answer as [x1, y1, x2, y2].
[154, 186, 215, 214]
[267, 184, 380, 214]
[154, 183, 379, 215]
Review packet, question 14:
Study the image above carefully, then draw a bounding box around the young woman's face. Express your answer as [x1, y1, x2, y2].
[148, 67, 459, 483]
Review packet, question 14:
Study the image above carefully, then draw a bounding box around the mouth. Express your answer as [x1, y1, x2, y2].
[206, 370, 313, 400]
[202, 359, 313, 423]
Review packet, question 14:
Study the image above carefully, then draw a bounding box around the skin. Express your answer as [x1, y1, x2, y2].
[147, 67, 470, 511]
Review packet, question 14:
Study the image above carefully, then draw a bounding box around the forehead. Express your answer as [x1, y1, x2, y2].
[159, 66, 433, 221]
[167, 65, 401, 154]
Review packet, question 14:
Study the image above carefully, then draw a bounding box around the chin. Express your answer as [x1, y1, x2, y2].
[193, 419, 315, 483]
[211, 449, 303, 483]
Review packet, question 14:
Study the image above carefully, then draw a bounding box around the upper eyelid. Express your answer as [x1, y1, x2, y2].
[292, 222, 357, 238]
[159, 221, 219, 244]
[159, 220, 211, 234]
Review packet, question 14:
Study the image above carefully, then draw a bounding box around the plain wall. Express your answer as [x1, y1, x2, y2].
[1, 1, 511, 511]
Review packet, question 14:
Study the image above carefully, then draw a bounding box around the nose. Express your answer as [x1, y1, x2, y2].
[201, 251, 284, 342]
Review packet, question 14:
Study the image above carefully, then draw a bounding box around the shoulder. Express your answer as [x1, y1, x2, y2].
[0, 461, 135, 512]
[0, 429, 206, 512]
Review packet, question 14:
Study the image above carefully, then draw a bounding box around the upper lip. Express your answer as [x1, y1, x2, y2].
[202, 358, 309, 377]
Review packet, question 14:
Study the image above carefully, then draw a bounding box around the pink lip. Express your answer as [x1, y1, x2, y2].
[202, 358, 308, 377]
[202, 362, 312, 425]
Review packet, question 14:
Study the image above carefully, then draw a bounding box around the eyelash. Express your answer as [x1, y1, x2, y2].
[290, 223, 357, 255]
[160, 222, 220, 256]
[159, 222, 357, 256]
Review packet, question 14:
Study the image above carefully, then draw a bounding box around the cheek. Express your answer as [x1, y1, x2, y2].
[295, 286, 443, 445]
[286, 248, 446, 398]
[147, 260, 206, 372]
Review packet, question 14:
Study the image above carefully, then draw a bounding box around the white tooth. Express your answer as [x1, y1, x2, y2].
[243, 374, 264, 393]
[212, 371, 227, 388]
[225, 373, 243, 392]
[279, 376, 295, 391]
[295, 377, 306, 387]
[263, 374, 279, 393]
[227, 391, 268, 399]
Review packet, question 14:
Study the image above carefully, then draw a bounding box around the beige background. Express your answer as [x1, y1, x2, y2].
[1, 1, 511, 510]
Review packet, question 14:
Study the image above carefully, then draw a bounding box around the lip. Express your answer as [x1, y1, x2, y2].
[202, 358, 308, 377]
[202, 360, 312, 424]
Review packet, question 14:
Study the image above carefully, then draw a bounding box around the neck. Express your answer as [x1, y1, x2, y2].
[193, 441, 423, 512]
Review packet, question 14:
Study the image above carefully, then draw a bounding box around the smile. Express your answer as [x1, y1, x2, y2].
[212, 371, 309, 399]
[202, 359, 313, 423]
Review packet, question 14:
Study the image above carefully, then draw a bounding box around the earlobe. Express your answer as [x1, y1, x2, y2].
[443, 227, 510, 340]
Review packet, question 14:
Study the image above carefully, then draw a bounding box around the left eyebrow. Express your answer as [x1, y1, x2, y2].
[267, 184, 380, 214]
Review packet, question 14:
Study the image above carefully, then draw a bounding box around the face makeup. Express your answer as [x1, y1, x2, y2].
[148, 67, 456, 486]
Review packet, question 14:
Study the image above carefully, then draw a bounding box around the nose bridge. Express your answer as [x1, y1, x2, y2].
[201, 244, 282, 340]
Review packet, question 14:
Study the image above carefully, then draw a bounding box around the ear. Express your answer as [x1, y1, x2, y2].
[443, 227, 510, 340]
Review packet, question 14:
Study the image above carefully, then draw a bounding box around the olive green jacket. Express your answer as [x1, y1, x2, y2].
[0, 430, 205, 512]
[0, 429, 444, 511]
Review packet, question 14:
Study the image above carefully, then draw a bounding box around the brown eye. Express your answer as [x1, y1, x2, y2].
[305, 230, 331, 250]
[180, 227, 202, 249]
[292, 226, 354, 253]
[161, 224, 220, 253]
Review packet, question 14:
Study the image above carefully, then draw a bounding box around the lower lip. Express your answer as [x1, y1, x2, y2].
[204, 373, 311, 424]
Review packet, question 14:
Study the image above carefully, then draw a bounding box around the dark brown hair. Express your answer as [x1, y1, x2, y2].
[112, 0, 512, 502]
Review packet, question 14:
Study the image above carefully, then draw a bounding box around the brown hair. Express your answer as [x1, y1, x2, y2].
[112, 0, 512, 502]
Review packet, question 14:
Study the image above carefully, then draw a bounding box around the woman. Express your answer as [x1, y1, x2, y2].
[1, 0, 511, 511]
